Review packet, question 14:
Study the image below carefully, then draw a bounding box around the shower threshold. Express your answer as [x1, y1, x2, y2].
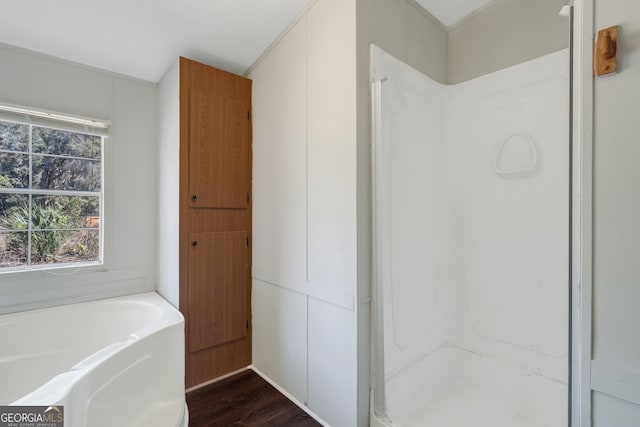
[400, 386, 549, 427]
[381, 347, 567, 427]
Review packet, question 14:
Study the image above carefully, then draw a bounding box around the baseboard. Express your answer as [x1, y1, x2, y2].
[250, 365, 331, 427]
[185, 366, 251, 393]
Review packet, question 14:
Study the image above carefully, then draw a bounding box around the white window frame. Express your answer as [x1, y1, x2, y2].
[0, 103, 110, 275]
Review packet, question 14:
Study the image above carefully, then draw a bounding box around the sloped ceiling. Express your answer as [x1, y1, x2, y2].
[0, 0, 495, 82]
[0, 0, 311, 82]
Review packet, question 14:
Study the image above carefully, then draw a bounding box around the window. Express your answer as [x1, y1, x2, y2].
[0, 105, 108, 272]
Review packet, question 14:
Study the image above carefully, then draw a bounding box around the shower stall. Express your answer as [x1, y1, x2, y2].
[370, 45, 570, 427]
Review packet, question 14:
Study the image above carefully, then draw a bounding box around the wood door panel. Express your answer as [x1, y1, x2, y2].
[185, 339, 251, 388]
[180, 57, 252, 387]
[188, 231, 248, 353]
[189, 90, 250, 209]
[188, 209, 249, 233]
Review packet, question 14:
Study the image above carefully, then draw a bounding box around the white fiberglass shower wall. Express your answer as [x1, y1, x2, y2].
[371, 46, 569, 427]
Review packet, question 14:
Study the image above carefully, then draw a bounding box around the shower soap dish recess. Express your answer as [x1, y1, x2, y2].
[494, 132, 538, 179]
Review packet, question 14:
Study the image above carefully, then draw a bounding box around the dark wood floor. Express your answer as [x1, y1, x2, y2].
[186, 369, 322, 427]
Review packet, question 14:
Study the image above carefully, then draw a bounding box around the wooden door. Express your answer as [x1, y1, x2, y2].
[189, 90, 250, 209]
[179, 57, 252, 388]
[188, 231, 249, 352]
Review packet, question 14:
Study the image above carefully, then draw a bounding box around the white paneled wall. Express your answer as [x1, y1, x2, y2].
[591, 0, 640, 423]
[251, 18, 307, 291]
[111, 78, 158, 272]
[249, 0, 358, 426]
[308, 298, 358, 426]
[306, 0, 357, 295]
[252, 280, 308, 402]
[0, 44, 157, 313]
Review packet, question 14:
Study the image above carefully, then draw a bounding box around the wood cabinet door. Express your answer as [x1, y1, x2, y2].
[189, 90, 250, 209]
[188, 231, 249, 353]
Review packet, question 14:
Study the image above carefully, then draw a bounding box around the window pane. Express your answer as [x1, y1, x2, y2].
[0, 194, 29, 228]
[0, 121, 29, 152]
[32, 155, 100, 192]
[0, 120, 104, 271]
[33, 127, 101, 160]
[31, 195, 99, 229]
[31, 229, 99, 265]
[65, 229, 100, 262]
[0, 194, 29, 268]
[0, 231, 28, 268]
[0, 152, 29, 189]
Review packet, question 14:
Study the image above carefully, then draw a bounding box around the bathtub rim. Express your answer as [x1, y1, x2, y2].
[5, 291, 186, 427]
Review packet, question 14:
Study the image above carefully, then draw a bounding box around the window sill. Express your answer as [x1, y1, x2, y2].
[0, 261, 108, 279]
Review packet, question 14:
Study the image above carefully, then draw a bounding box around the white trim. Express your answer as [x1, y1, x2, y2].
[0, 188, 101, 197]
[250, 366, 331, 427]
[571, 0, 594, 426]
[184, 366, 251, 393]
[0, 151, 102, 162]
[591, 361, 640, 407]
[2, 227, 98, 233]
[0, 260, 105, 276]
[243, 0, 319, 77]
[0, 102, 110, 136]
[100, 133, 112, 286]
[0, 102, 109, 128]
[0, 271, 152, 314]
[252, 273, 355, 311]
[370, 73, 388, 419]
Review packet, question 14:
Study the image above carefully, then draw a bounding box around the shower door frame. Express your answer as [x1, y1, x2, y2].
[571, 0, 594, 426]
[370, 75, 388, 424]
[369, 0, 595, 424]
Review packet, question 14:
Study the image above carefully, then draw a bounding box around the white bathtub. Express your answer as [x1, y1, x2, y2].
[0, 292, 188, 427]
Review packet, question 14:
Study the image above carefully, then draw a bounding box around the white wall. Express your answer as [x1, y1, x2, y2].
[249, 0, 358, 426]
[591, 1, 640, 424]
[448, 0, 569, 83]
[357, 0, 448, 85]
[0, 43, 157, 314]
[156, 59, 180, 308]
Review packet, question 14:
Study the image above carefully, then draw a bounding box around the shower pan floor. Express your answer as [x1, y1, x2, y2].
[401, 386, 549, 427]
